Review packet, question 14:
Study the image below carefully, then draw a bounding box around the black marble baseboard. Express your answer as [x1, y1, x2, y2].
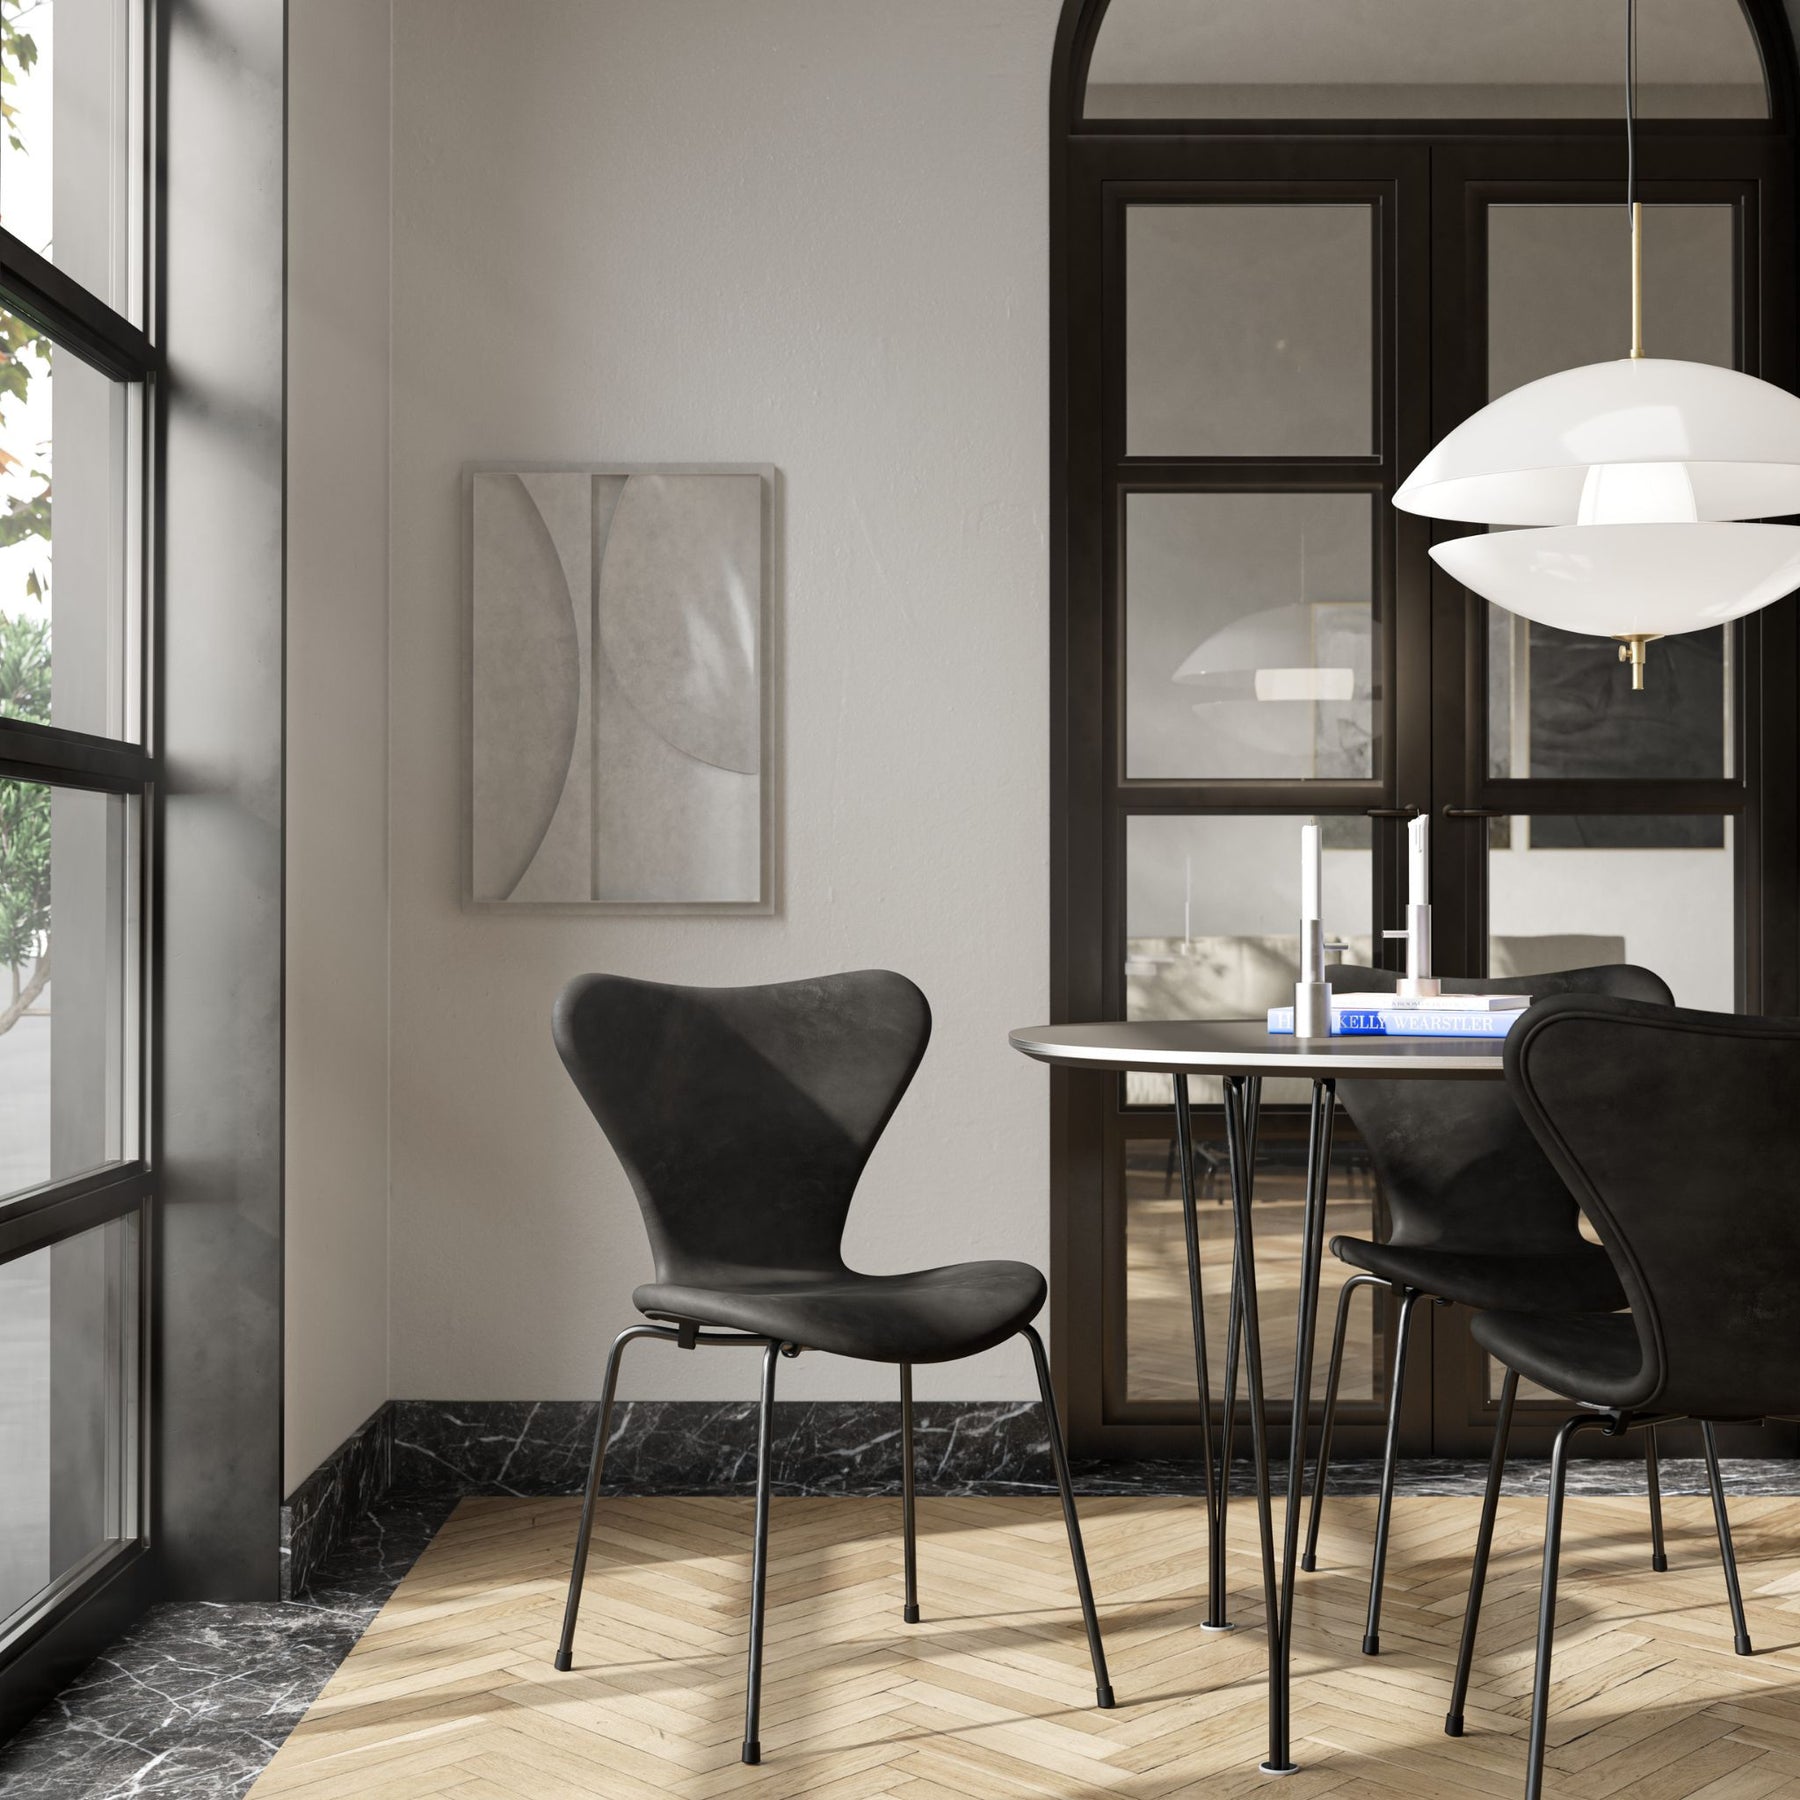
[280, 1404, 393, 1600]
[390, 1397, 1057, 1497]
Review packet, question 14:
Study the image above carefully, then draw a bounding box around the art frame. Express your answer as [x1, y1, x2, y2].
[462, 462, 778, 915]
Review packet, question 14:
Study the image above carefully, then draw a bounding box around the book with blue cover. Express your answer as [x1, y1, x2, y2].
[1266, 1005, 1520, 1037]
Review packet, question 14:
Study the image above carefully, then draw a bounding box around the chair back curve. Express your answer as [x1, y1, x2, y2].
[553, 970, 932, 1288]
[1508, 993, 1800, 1421]
[1329, 963, 1672, 1255]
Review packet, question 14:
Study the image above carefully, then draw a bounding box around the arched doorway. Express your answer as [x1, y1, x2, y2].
[1047, 0, 1800, 1460]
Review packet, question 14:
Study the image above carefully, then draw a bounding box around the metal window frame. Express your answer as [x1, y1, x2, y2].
[0, 0, 161, 1737]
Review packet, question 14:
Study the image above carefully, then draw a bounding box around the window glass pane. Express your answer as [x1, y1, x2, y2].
[1125, 811, 1373, 1107]
[1484, 204, 1737, 780]
[1126, 492, 1376, 779]
[1486, 813, 1734, 1009]
[0, 309, 134, 740]
[1086, 0, 1768, 120]
[0, 0, 140, 319]
[0, 1211, 138, 1627]
[1127, 205, 1372, 457]
[0, 780, 132, 1201]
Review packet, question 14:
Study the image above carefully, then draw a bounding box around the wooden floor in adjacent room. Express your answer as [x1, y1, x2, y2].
[248, 1490, 1800, 1800]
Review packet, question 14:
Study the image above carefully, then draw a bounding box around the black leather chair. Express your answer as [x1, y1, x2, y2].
[1303, 963, 1732, 1658]
[549, 970, 1114, 1765]
[1450, 994, 1786, 1800]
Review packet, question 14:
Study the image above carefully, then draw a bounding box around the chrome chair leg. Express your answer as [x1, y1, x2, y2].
[741, 1340, 781, 1765]
[1362, 1286, 1423, 1656]
[1701, 1421, 1753, 1656]
[900, 1363, 920, 1623]
[1446, 1365, 1519, 1737]
[1023, 1323, 1115, 1709]
[1302, 1273, 1386, 1574]
[1645, 1424, 1668, 1572]
[555, 1323, 668, 1672]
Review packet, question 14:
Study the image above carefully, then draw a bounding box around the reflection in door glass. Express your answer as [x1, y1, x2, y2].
[1487, 815, 1734, 1010]
[1124, 812, 1373, 1106]
[1126, 1132, 1384, 1409]
[1125, 493, 1377, 780]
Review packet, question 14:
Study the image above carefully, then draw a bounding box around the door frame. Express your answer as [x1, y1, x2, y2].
[1048, 0, 1800, 1461]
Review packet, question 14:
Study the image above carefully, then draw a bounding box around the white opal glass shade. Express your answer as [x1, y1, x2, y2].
[1431, 522, 1800, 638]
[1396, 358, 1800, 524]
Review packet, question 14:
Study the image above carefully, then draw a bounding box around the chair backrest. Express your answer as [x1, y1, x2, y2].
[1329, 963, 1672, 1254]
[553, 970, 931, 1286]
[1507, 994, 1800, 1420]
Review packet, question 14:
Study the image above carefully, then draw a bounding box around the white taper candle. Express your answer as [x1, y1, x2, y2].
[1407, 813, 1428, 907]
[1300, 821, 1321, 922]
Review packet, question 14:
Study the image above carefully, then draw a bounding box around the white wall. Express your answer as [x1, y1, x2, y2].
[284, 0, 392, 1490]
[386, 0, 1064, 1402]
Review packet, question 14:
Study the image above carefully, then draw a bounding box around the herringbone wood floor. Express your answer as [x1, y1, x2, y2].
[248, 1491, 1800, 1799]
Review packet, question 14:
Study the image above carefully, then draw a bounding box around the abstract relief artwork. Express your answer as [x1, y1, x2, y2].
[468, 466, 771, 910]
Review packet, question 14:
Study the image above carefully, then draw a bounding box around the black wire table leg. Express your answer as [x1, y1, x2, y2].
[1222, 1073, 1287, 1775]
[1447, 1366, 1518, 1736]
[1701, 1421, 1753, 1656]
[741, 1340, 781, 1766]
[1263, 1078, 1334, 1776]
[1362, 1286, 1422, 1657]
[1645, 1424, 1669, 1572]
[1024, 1323, 1116, 1708]
[1173, 1072, 1227, 1630]
[1210, 1079, 1260, 1632]
[1302, 1274, 1384, 1574]
[900, 1363, 919, 1624]
[556, 1323, 666, 1672]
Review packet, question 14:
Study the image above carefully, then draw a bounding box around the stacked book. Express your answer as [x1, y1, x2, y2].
[1266, 992, 1529, 1037]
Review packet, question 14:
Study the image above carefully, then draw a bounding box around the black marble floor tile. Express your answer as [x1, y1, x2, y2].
[0, 1495, 454, 1800]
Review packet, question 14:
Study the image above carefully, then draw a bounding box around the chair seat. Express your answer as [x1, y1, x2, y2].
[1329, 1236, 1627, 1315]
[1469, 1309, 1653, 1411]
[635, 1260, 1048, 1364]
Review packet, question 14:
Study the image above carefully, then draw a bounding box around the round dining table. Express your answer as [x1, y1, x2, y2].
[1008, 1018, 1506, 1776]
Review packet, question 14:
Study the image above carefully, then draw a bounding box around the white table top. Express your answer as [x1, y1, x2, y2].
[1008, 1017, 1507, 1080]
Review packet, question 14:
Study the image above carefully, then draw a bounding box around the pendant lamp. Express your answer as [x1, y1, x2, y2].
[1393, 0, 1800, 688]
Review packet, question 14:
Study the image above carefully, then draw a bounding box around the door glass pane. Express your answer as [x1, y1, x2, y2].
[1485, 205, 1736, 779]
[1124, 811, 1374, 1107]
[0, 309, 136, 741]
[0, 1212, 139, 1628]
[1489, 610, 1732, 781]
[0, 781, 133, 1201]
[1487, 813, 1735, 1009]
[1126, 1123, 1386, 1409]
[1086, 0, 1768, 120]
[1125, 493, 1376, 779]
[0, 0, 141, 321]
[1127, 205, 1373, 457]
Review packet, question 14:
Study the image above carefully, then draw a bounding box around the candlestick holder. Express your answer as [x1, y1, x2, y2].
[1392, 902, 1441, 1000]
[1294, 918, 1334, 1038]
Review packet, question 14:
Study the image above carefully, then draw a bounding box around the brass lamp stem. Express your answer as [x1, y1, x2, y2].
[1615, 632, 1661, 689]
[1629, 200, 1644, 359]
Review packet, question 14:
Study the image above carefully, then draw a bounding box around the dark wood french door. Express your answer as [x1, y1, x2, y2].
[1052, 127, 1800, 1461]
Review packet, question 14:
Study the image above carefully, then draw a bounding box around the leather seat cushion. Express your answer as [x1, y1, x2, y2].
[1330, 1236, 1626, 1315]
[1470, 1309, 1652, 1412]
[635, 1260, 1048, 1364]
